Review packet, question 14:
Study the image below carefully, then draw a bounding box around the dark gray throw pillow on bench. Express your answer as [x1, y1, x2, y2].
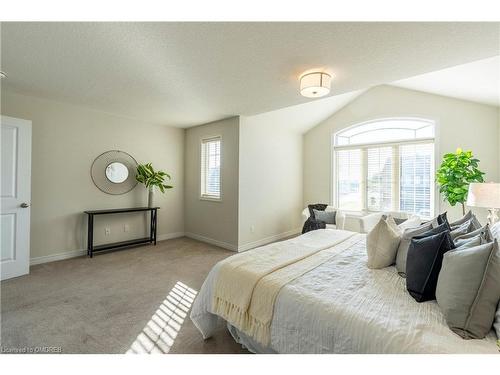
[436, 240, 500, 339]
[406, 231, 455, 302]
[313, 209, 336, 225]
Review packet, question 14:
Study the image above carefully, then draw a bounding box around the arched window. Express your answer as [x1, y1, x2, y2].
[333, 118, 435, 218]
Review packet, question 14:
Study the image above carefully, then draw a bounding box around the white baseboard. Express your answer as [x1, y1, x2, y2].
[157, 232, 185, 241]
[184, 232, 238, 251]
[237, 227, 301, 252]
[30, 232, 186, 265]
[30, 249, 87, 265]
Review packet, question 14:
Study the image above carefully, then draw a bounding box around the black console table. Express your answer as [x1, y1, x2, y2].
[84, 207, 159, 258]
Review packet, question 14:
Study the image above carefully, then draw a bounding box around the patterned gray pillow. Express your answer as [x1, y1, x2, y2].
[436, 240, 500, 339]
[313, 209, 336, 225]
[450, 219, 475, 240]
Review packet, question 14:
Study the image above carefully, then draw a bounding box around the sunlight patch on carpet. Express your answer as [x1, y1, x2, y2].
[127, 281, 197, 354]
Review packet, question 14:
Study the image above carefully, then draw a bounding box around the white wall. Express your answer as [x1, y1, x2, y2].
[238, 113, 303, 250]
[1, 91, 185, 261]
[184, 117, 240, 250]
[304, 85, 500, 223]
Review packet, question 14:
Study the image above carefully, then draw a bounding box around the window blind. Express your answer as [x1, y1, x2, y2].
[336, 149, 362, 211]
[367, 147, 393, 212]
[399, 143, 433, 218]
[201, 137, 221, 199]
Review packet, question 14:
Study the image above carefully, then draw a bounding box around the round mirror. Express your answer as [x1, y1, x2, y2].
[105, 162, 129, 184]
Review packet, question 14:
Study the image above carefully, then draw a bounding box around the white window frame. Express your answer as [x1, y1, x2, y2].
[200, 135, 222, 202]
[331, 118, 436, 218]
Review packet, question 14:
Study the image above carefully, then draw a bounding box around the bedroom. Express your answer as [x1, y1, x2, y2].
[1, 1, 500, 373]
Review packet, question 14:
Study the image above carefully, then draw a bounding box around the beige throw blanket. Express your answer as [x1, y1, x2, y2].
[212, 230, 357, 345]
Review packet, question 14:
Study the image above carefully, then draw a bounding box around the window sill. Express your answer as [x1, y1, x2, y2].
[200, 196, 222, 202]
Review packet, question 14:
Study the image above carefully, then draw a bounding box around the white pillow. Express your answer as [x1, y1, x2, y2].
[490, 221, 500, 241]
[366, 216, 402, 269]
[398, 216, 421, 230]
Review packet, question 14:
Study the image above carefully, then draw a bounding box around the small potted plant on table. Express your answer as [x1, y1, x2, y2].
[135, 163, 173, 207]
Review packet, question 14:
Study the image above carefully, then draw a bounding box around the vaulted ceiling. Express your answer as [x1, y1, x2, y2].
[391, 56, 500, 107]
[1, 22, 499, 127]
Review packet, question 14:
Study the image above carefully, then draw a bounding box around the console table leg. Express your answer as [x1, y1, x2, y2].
[89, 215, 94, 258]
[153, 209, 157, 245]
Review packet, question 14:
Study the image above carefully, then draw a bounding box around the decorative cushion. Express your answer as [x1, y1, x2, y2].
[449, 210, 473, 227]
[366, 216, 402, 269]
[398, 216, 421, 230]
[413, 223, 449, 240]
[436, 212, 452, 231]
[450, 219, 475, 240]
[454, 224, 492, 243]
[313, 209, 336, 225]
[381, 214, 407, 225]
[406, 231, 455, 302]
[395, 222, 433, 277]
[308, 203, 328, 218]
[490, 222, 500, 241]
[494, 303, 500, 339]
[454, 234, 482, 249]
[436, 240, 500, 339]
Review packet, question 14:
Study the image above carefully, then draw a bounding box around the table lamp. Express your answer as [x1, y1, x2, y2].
[466, 182, 500, 225]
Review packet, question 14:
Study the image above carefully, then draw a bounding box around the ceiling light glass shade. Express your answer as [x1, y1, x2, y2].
[300, 72, 331, 98]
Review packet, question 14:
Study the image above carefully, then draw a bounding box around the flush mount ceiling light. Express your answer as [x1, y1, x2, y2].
[300, 71, 331, 98]
[0, 71, 6, 79]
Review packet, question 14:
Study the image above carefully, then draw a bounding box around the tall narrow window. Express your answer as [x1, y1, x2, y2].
[333, 118, 435, 219]
[201, 136, 221, 200]
[367, 147, 393, 212]
[399, 143, 433, 218]
[336, 149, 362, 211]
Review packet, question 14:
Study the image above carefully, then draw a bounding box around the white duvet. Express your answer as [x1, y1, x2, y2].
[190, 229, 499, 354]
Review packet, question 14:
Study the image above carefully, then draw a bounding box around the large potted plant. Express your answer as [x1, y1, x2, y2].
[135, 163, 173, 208]
[436, 148, 485, 215]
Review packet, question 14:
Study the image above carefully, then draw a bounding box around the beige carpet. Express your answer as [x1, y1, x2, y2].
[0, 237, 249, 354]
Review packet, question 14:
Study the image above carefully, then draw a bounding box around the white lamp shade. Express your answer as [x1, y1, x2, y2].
[300, 72, 331, 98]
[466, 183, 500, 208]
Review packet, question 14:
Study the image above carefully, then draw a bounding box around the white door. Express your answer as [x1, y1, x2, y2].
[1, 116, 32, 280]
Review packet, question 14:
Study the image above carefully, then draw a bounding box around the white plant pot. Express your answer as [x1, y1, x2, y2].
[148, 188, 154, 208]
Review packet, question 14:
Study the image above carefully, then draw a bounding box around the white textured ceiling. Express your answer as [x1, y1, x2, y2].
[391, 56, 500, 107]
[244, 89, 365, 134]
[1, 22, 499, 127]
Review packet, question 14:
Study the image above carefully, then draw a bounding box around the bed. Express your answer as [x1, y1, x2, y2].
[190, 229, 499, 354]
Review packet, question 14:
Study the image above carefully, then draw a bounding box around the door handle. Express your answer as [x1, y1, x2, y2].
[20, 203, 30, 208]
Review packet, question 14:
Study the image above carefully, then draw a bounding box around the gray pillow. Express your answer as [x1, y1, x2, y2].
[454, 234, 482, 249]
[436, 240, 500, 339]
[454, 225, 492, 246]
[449, 210, 473, 227]
[313, 209, 336, 225]
[450, 219, 475, 240]
[381, 214, 407, 225]
[494, 303, 500, 339]
[395, 222, 433, 277]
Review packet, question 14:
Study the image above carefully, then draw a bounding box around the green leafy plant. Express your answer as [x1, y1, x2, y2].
[436, 148, 484, 215]
[135, 163, 173, 193]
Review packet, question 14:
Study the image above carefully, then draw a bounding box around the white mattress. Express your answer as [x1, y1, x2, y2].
[190, 230, 499, 354]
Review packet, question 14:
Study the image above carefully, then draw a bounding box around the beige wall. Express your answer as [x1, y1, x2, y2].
[184, 117, 239, 250]
[1, 91, 184, 261]
[238, 115, 303, 250]
[304, 85, 500, 223]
